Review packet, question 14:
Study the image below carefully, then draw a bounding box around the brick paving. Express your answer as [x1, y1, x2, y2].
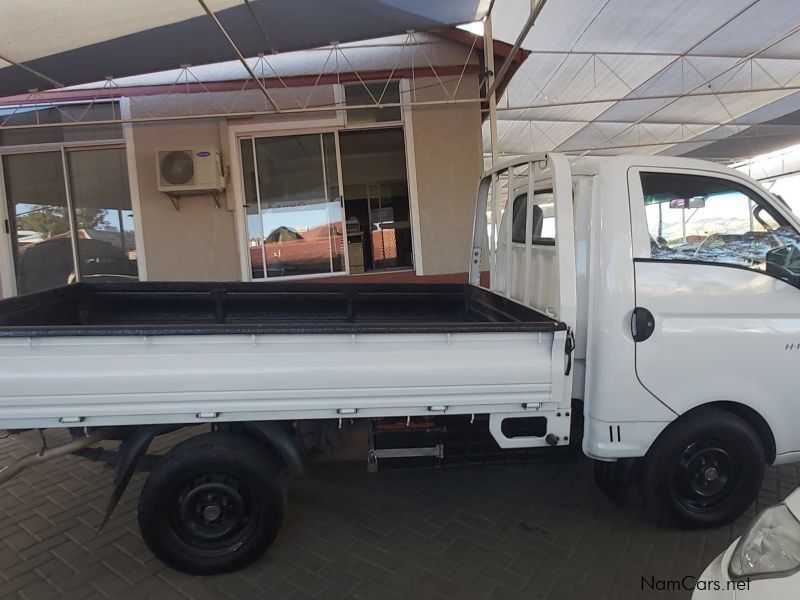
[0, 427, 798, 600]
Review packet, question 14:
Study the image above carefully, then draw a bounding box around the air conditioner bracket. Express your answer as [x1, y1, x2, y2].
[163, 190, 222, 212]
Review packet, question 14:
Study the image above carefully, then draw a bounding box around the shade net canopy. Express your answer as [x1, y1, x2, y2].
[488, 0, 800, 162]
[0, 0, 490, 97]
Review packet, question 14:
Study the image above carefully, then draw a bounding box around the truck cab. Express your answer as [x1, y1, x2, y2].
[482, 153, 800, 527]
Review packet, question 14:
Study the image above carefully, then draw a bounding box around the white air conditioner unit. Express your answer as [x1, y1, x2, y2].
[157, 148, 225, 193]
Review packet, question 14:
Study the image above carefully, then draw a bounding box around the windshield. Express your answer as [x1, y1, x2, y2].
[765, 173, 800, 220]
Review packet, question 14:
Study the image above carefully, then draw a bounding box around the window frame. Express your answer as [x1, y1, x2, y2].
[0, 141, 133, 296]
[509, 187, 556, 247]
[343, 80, 403, 127]
[628, 165, 800, 287]
[0, 99, 125, 147]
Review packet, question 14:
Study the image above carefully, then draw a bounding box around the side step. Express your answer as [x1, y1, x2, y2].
[368, 419, 444, 471]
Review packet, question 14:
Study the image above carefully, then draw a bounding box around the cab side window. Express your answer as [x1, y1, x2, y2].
[510, 192, 555, 245]
[640, 171, 800, 282]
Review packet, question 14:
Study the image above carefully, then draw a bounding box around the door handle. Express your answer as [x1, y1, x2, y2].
[631, 307, 655, 342]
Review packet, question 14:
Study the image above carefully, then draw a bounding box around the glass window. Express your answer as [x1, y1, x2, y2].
[510, 191, 556, 245]
[339, 128, 412, 272]
[765, 174, 800, 218]
[3, 147, 137, 295]
[3, 152, 72, 294]
[640, 171, 800, 282]
[0, 102, 123, 146]
[239, 138, 265, 279]
[367, 182, 412, 269]
[344, 81, 402, 125]
[67, 148, 138, 282]
[242, 133, 345, 278]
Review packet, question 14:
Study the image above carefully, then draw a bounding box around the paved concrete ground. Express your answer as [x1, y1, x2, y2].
[0, 428, 798, 600]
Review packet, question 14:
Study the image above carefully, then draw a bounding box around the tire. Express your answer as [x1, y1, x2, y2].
[138, 432, 285, 574]
[640, 407, 765, 529]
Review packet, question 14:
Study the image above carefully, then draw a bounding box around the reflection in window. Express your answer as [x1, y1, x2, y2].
[67, 148, 138, 282]
[4, 152, 72, 294]
[243, 133, 345, 279]
[3, 147, 137, 295]
[640, 172, 800, 281]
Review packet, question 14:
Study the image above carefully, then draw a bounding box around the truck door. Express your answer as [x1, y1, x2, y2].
[628, 166, 800, 458]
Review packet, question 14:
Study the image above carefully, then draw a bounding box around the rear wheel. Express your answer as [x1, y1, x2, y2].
[138, 432, 285, 574]
[641, 408, 765, 528]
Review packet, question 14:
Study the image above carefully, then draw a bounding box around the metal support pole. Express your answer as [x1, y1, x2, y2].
[486, 0, 548, 99]
[484, 14, 498, 167]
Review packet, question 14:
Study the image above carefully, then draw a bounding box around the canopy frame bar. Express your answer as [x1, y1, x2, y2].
[0, 53, 63, 91]
[486, 0, 547, 99]
[195, 0, 282, 113]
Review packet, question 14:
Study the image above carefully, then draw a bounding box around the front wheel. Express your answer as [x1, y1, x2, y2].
[138, 432, 285, 574]
[640, 408, 765, 528]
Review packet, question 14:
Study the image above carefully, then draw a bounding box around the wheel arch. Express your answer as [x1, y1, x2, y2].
[683, 401, 776, 464]
[640, 403, 768, 528]
[233, 421, 306, 477]
[102, 421, 304, 530]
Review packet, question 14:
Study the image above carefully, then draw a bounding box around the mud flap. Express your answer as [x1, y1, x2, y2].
[100, 424, 169, 530]
[594, 457, 640, 506]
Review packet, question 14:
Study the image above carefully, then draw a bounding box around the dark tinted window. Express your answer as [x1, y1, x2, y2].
[345, 81, 402, 125]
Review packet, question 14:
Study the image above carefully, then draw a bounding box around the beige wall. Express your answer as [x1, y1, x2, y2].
[408, 76, 484, 275]
[131, 120, 240, 281]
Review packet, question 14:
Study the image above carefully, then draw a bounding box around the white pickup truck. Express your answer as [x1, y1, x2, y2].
[1, 153, 799, 574]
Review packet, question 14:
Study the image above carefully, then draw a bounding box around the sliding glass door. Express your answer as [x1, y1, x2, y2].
[3, 152, 71, 294]
[67, 148, 138, 281]
[3, 147, 137, 295]
[240, 133, 345, 280]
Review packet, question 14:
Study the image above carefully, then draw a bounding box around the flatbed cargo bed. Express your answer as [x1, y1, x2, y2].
[0, 281, 568, 430]
[0, 282, 564, 336]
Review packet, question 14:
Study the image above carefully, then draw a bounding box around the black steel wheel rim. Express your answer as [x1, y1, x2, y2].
[673, 440, 739, 511]
[168, 473, 260, 556]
